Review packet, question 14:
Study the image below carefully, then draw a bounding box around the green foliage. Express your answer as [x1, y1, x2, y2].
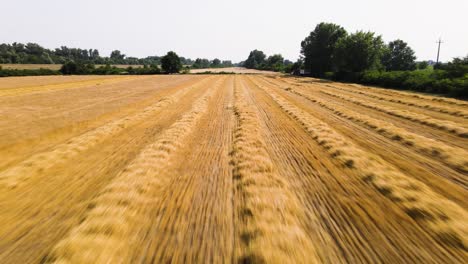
[296, 22, 466, 98]
[161, 51, 182, 74]
[191, 58, 233, 69]
[60, 61, 82, 74]
[222, 60, 233, 67]
[266, 54, 285, 72]
[126, 64, 161, 75]
[417, 61, 429, 70]
[333, 31, 385, 73]
[211, 58, 221, 68]
[439, 55, 468, 78]
[0, 68, 60, 77]
[357, 69, 467, 98]
[192, 58, 211, 69]
[381, 39, 416, 71]
[1, 62, 164, 77]
[300, 22, 347, 77]
[59, 61, 98, 75]
[193, 71, 236, 75]
[243, 50, 290, 72]
[243, 50, 266, 69]
[1, 42, 161, 65]
[110, 50, 125, 62]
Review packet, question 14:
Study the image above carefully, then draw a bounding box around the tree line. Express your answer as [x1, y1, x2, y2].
[191, 58, 233, 69]
[0, 42, 230, 67]
[243, 50, 293, 72]
[0, 42, 237, 76]
[243, 22, 467, 98]
[0, 51, 185, 76]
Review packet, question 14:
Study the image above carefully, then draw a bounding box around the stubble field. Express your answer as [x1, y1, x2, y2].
[0, 74, 467, 263]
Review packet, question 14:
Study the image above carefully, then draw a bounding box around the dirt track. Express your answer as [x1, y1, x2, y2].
[0, 75, 466, 263]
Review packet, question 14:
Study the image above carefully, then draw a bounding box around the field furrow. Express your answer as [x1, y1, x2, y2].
[322, 83, 468, 120]
[0, 77, 213, 188]
[231, 77, 319, 263]
[0, 75, 203, 169]
[320, 90, 468, 138]
[266, 77, 468, 150]
[0, 78, 213, 263]
[136, 76, 234, 263]
[279, 76, 468, 108]
[254, 76, 468, 208]
[342, 82, 468, 108]
[260, 76, 468, 179]
[244, 76, 465, 262]
[248, 76, 467, 260]
[0, 74, 466, 263]
[44, 77, 222, 263]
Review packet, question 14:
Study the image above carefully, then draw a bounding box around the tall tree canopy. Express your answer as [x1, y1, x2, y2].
[300, 22, 347, 76]
[211, 58, 221, 67]
[441, 55, 468, 78]
[381, 39, 416, 71]
[333, 31, 385, 72]
[266, 54, 284, 72]
[161, 51, 182, 73]
[243, 50, 266, 69]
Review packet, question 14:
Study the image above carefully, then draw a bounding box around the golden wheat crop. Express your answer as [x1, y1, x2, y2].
[0, 74, 466, 263]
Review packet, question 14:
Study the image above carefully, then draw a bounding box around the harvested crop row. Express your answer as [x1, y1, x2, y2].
[344, 83, 468, 108]
[265, 80, 468, 175]
[135, 77, 235, 263]
[321, 90, 468, 138]
[323, 84, 468, 119]
[280, 76, 468, 108]
[249, 77, 468, 255]
[270, 76, 468, 120]
[0, 77, 214, 189]
[45, 77, 223, 264]
[231, 77, 319, 263]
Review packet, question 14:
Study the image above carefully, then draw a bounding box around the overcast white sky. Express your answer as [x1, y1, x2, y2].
[2, 0, 467, 62]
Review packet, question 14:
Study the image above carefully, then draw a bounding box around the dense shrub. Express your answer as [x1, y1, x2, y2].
[0, 68, 60, 77]
[0, 63, 163, 77]
[126, 64, 161, 75]
[324, 69, 467, 99]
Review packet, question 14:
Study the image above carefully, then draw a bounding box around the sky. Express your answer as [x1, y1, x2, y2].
[2, 0, 467, 62]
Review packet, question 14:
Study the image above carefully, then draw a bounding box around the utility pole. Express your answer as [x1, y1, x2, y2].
[436, 38, 443, 65]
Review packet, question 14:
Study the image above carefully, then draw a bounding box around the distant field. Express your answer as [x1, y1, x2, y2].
[0, 64, 143, 70]
[190, 67, 279, 74]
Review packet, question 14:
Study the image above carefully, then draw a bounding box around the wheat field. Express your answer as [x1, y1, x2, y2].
[0, 74, 467, 263]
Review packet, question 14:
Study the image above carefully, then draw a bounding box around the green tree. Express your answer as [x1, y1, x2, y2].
[417, 61, 429, 70]
[443, 55, 468, 78]
[334, 31, 385, 72]
[161, 51, 182, 73]
[300, 22, 347, 76]
[60, 60, 88, 75]
[192, 58, 211, 69]
[382, 39, 416, 71]
[243, 50, 266, 69]
[110, 50, 125, 63]
[266, 54, 284, 71]
[211, 58, 221, 68]
[222, 60, 233, 67]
